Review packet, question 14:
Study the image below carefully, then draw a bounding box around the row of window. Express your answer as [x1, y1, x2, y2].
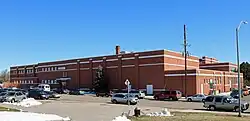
[41, 67, 59, 72]
[18, 70, 25, 74]
[11, 66, 66, 74]
[203, 78, 222, 84]
[203, 77, 238, 84]
[13, 80, 34, 84]
[26, 69, 34, 73]
[41, 80, 58, 84]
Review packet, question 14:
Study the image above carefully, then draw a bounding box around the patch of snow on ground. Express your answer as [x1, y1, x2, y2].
[146, 108, 172, 116]
[111, 116, 131, 121]
[3, 98, 42, 107]
[0, 112, 70, 121]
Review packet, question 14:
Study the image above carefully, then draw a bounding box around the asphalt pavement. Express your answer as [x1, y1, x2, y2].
[1, 94, 250, 121]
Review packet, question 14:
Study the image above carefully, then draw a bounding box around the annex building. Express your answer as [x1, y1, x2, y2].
[9, 46, 243, 95]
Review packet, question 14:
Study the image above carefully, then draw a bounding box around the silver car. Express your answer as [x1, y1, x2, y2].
[0, 91, 27, 103]
[203, 95, 249, 112]
[187, 94, 207, 102]
[111, 93, 139, 105]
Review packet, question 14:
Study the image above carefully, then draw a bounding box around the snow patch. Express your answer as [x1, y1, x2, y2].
[3, 98, 42, 107]
[111, 116, 131, 121]
[146, 108, 172, 116]
[0, 112, 70, 121]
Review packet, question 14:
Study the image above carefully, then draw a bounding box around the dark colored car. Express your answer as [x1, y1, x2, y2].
[153, 90, 182, 101]
[0, 89, 7, 93]
[45, 91, 61, 98]
[69, 89, 85, 95]
[96, 90, 113, 97]
[52, 88, 70, 94]
[28, 89, 50, 100]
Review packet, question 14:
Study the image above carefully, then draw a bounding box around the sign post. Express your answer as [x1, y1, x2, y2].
[125, 79, 130, 106]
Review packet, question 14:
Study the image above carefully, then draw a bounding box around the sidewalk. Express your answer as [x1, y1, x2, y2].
[124, 104, 250, 117]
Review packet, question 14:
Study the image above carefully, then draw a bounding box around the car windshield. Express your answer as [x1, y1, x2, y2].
[125, 95, 134, 98]
[7, 92, 15, 96]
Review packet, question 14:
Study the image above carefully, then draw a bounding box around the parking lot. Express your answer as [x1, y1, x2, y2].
[1, 94, 250, 121]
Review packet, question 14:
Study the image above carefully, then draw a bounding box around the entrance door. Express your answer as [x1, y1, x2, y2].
[59, 81, 67, 89]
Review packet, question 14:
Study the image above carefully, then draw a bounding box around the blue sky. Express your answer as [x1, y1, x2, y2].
[0, 0, 250, 70]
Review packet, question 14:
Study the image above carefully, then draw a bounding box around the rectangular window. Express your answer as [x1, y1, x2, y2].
[205, 96, 214, 102]
[24, 80, 27, 84]
[215, 97, 222, 103]
[48, 68, 50, 71]
[31, 80, 33, 84]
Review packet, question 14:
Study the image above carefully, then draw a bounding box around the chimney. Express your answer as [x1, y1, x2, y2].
[115, 45, 120, 55]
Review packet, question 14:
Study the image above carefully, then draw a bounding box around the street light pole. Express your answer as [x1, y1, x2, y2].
[184, 24, 187, 98]
[236, 20, 247, 117]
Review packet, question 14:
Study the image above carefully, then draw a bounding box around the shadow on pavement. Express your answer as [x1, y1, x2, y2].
[105, 102, 138, 106]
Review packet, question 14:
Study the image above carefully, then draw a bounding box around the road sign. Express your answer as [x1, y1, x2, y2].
[125, 79, 130, 86]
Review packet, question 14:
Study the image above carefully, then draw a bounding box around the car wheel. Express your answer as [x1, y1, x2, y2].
[154, 96, 159, 100]
[209, 105, 216, 111]
[105, 94, 109, 97]
[169, 97, 173, 101]
[234, 106, 243, 112]
[202, 99, 205, 102]
[10, 99, 15, 103]
[187, 98, 192, 102]
[96, 93, 99, 97]
[112, 100, 117, 104]
[135, 95, 139, 98]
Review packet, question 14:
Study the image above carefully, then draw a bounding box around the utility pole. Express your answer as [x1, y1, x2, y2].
[183, 24, 188, 98]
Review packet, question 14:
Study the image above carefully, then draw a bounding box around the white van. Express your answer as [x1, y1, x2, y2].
[38, 84, 50, 91]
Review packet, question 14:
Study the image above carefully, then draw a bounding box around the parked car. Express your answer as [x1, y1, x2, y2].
[79, 88, 95, 94]
[69, 89, 85, 95]
[28, 89, 50, 100]
[52, 88, 70, 94]
[187, 94, 207, 102]
[153, 90, 182, 101]
[203, 95, 249, 112]
[0, 89, 7, 93]
[96, 91, 112, 97]
[230, 90, 244, 98]
[111, 93, 139, 105]
[45, 91, 61, 98]
[13, 89, 29, 96]
[0, 91, 27, 103]
[38, 84, 50, 91]
[118, 90, 145, 99]
[0, 92, 7, 102]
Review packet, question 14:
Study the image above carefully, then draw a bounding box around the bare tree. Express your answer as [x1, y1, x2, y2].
[0, 69, 10, 82]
